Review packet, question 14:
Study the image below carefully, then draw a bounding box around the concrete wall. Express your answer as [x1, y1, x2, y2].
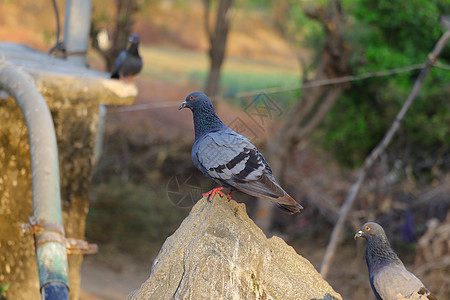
[0, 43, 136, 300]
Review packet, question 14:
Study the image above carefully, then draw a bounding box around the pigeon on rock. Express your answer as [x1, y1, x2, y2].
[110, 34, 143, 80]
[355, 222, 438, 300]
[179, 92, 303, 214]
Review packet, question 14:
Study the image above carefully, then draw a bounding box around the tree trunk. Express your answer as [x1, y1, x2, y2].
[274, 0, 290, 34]
[204, 0, 234, 101]
[254, 0, 350, 232]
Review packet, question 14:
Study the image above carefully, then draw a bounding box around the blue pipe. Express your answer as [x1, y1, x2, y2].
[42, 282, 69, 299]
[0, 64, 69, 299]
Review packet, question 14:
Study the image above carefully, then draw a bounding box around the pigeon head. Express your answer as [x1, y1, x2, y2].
[179, 92, 211, 111]
[128, 34, 140, 44]
[354, 222, 387, 241]
[355, 222, 401, 273]
[179, 92, 224, 140]
[126, 34, 140, 56]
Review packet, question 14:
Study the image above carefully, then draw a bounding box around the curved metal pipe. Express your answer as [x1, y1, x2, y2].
[0, 64, 69, 299]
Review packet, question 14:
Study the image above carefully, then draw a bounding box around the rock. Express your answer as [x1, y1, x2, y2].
[127, 195, 342, 300]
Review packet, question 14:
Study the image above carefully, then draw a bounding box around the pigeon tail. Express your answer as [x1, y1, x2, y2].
[273, 201, 303, 214]
[270, 191, 303, 214]
[232, 171, 303, 214]
[235, 179, 303, 214]
[111, 72, 119, 79]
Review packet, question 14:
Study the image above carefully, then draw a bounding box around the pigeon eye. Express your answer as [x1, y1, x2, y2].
[190, 95, 195, 100]
[365, 226, 371, 231]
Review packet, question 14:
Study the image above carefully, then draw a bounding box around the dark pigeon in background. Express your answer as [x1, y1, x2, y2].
[355, 222, 438, 300]
[111, 34, 143, 80]
[179, 92, 303, 214]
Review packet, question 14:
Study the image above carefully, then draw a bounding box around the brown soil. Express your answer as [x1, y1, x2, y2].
[80, 256, 150, 300]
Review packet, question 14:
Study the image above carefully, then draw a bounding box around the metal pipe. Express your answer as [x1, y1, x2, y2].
[63, 0, 92, 66]
[0, 64, 69, 299]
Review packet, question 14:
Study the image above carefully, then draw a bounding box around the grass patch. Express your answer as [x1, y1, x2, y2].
[139, 45, 301, 97]
[188, 69, 300, 98]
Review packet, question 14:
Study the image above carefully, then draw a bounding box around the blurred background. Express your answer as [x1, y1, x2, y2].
[1, 0, 449, 299]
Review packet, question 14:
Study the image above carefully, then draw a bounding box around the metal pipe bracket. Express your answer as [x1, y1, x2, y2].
[22, 217, 98, 255]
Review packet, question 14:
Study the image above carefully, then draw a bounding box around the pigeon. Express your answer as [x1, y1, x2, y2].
[110, 34, 143, 80]
[179, 91, 303, 214]
[355, 222, 438, 300]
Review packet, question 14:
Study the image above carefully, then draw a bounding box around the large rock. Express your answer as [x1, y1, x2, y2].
[128, 195, 342, 300]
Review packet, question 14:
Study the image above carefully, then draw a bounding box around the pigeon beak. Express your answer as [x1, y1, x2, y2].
[354, 230, 363, 240]
[178, 101, 187, 110]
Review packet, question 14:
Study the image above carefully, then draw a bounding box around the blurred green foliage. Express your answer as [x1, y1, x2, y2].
[308, 0, 450, 179]
[0, 283, 9, 299]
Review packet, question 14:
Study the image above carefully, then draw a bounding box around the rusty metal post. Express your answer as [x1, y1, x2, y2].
[0, 64, 69, 299]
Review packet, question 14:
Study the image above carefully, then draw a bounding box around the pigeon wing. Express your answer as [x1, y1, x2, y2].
[195, 130, 302, 212]
[111, 51, 127, 78]
[194, 130, 263, 183]
[120, 55, 143, 77]
[373, 264, 426, 300]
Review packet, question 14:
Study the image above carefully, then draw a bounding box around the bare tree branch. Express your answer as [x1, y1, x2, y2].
[295, 86, 343, 143]
[204, 0, 234, 100]
[255, 0, 350, 232]
[320, 29, 450, 279]
[203, 0, 213, 43]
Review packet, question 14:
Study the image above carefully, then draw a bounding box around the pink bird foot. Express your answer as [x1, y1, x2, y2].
[225, 189, 234, 201]
[203, 187, 226, 201]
